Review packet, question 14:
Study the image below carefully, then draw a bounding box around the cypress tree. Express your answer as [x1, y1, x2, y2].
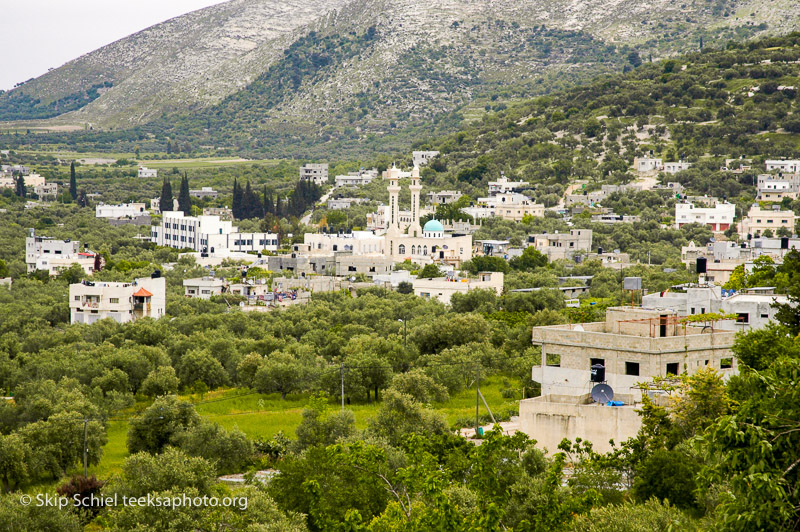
[69, 161, 78, 200]
[242, 180, 262, 219]
[178, 173, 192, 216]
[232, 178, 242, 220]
[15, 175, 26, 198]
[159, 177, 173, 213]
[77, 190, 88, 208]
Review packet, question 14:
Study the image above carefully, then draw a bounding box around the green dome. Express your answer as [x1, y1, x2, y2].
[423, 219, 444, 233]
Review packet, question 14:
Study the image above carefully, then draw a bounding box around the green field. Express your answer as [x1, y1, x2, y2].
[89, 376, 521, 478]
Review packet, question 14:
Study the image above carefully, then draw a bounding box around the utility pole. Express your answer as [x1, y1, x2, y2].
[475, 366, 480, 436]
[83, 418, 89, 478]
[340, 363, 345, 413]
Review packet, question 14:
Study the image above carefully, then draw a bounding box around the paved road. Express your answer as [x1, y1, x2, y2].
[300, 186, 335, 225]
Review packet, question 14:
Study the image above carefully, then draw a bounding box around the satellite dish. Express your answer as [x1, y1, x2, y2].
[591, 383, 614, 403]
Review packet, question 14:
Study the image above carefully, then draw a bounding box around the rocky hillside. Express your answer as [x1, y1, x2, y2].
[2, 0, 800, 157]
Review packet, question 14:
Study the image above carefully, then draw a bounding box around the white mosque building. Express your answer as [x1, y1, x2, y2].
[383, 165, 472, 266]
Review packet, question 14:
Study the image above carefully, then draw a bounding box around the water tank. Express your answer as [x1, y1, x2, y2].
[590, 364, 605, 383]
[696, 257, 707, 274]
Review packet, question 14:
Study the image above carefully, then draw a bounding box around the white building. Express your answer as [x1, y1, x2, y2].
[327, 197, 367, 210]
[527, 229, 592, 261]
[765, 160, 800, 174]
[138, 166, 158, 178]
[334, 168, 378, 187]
[663, 161, 692, 174]
[70, 276, 166, 324]
[738, 205, 796, 237]
[150, 197, 178, 214]
[642, 285, 790, 332]
[303, 231, 385, 255]
[34, 182, 58, 199]
[414, 272, 503, 304]
[757, 174, 799, 201]
[634, 157, 663, 173]
[190, 187, 218, 200]
[488, 175, 529, 195]
[462, 193, 544, 222]
[26, 229, 99, 276]
[412, 151, 440, 167]
[96, 203, 147, 219]
[300, 163, 328, 186]
[674, 201, 736, 231]
[0, 172, 46, 189]
[151, 211, 279, 253]
[426, 191, 463, 205]
[183, 277, 228, 299]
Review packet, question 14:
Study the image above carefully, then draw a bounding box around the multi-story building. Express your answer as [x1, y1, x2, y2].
[674, 201, 735, 231]
[96, 203, 147, 219]
[25, 229, 99, 275]
[189, 187, 218, 200]
[70, 276, 166, 324]
[488, 174, 529, 195]
[151, 211, 279, 253]
[34, 182, 58, 199]
[426, 190, 463, 205]
[412, 151, 440, 167]
[138, 166, 158, 178]
[150, 197, 178, 214]
[461, 193, 544, 222]
[0, 172, 46, 189]
[183, 277, 228, 299]
[643, 285, 790, 332]
[303, 231, 385, 255]
[757, 174, 800, 201]
[527, 229, 592, 260]
[202, 207, 233, 220]
[334, 168, 378, 187]
[521, 306, 737, 452]
[738, 205, 796, 237]
[299, 163, 328, 186]
[765, 159, 800, 174]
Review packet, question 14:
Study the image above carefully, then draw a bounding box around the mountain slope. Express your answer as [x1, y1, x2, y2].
[2, 0, 800, 158]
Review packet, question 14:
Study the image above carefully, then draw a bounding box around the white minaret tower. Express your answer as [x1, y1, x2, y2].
[386, 165, 401, 237]
[408, 165, 422, 237]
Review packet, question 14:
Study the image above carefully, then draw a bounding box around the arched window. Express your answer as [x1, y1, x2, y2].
[423, 245, 428, 256]
[398, 244, 406, 254]
[411, 245, 416, 255]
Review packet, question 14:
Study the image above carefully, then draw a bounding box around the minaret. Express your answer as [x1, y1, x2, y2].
[408, 165, 422, 237]
[386, 165, 401, 237]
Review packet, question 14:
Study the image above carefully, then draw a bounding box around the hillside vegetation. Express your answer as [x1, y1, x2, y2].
[2, 0, 800, 158]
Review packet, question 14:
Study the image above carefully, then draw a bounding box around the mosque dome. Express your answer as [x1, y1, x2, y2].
[423, 219, 444, 233]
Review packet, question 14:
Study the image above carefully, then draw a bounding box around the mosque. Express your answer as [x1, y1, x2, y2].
[383, 165, 473, 266]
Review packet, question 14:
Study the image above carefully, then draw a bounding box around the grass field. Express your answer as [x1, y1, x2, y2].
[88, 376, 522, 478]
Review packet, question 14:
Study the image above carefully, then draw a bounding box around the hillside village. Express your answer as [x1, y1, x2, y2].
[1, 12, 800, 532]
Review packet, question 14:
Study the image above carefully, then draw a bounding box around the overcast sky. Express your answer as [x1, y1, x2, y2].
[0, 0, 228, 91]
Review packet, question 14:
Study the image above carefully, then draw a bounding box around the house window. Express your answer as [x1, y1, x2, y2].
[109, 298, 119, 304]
[590, 358, 605, 368]
[737, 313, 749, 323]
[399, 244, 406, 254]
[666, 363, 679, 376]
[74, 296, 80, 301]
[625, 362, 640, 376]
[721, 358, 732, 369]
[760, 313, 769, 319]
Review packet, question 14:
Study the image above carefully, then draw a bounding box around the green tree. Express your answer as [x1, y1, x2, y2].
[140, 366, 180, 397]
[293, 397, 356, 452]
[0, 433, 31, 492]
[127, 396, 200, 454]
[509, 246, 548, 271]
[253, 352, 307, 400]
[69, 161, 77, 200]
[172, 421, 254, 474]
[177, 173, 192, 216]
[367, 390, 449, 446]
[159, 177, 173, 213]
[19, 412, 106, 479]
[176, 349, 228, 390]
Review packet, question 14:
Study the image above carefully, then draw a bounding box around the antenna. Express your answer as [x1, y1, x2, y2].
[591, 383, 614, 403]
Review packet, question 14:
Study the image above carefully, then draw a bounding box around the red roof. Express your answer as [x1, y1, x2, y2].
[132, 288, 153, 297]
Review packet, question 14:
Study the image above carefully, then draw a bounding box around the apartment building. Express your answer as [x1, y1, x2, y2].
[412, 151, 440, 167]
[527, 229, 592, 260]
[299, 163, 328, 186]
[413, 272, 503, 305]
[674, 201, 735, 231]
[70, 276, 165, 324]
[738, 205, 796, 237]
[96, 203, 147, 219]
[138, 166, 158, 178]
[26, 229, 99, 275]
[151, 211, 279, 253]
